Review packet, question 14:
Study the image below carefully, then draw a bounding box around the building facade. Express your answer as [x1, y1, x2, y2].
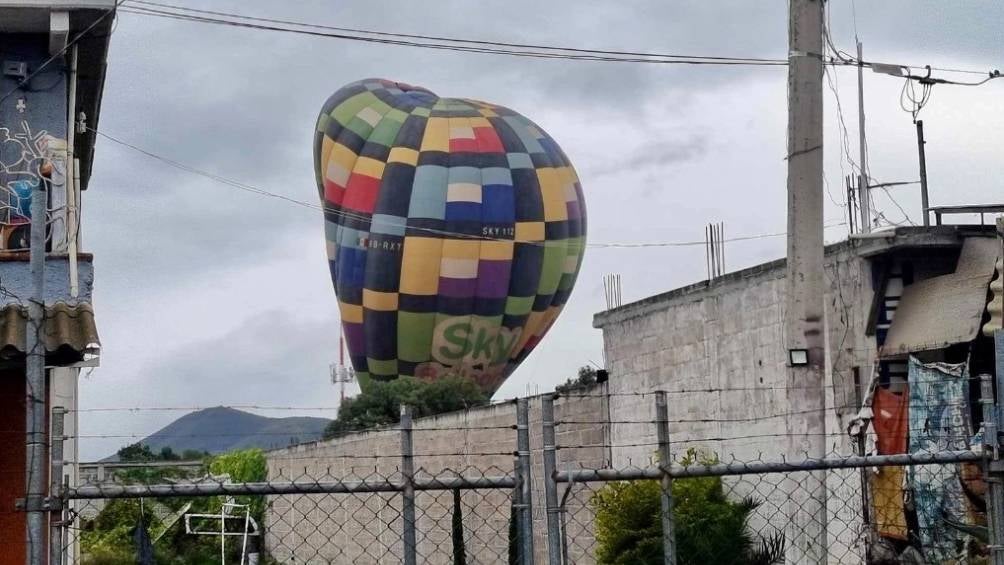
[593, 224, 1001, 563]
[0, 1, 111, 562]
[262, 225, 1001, 564]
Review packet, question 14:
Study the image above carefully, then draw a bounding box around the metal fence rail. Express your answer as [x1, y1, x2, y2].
[58, 400, 533, 565]
[539, 386, 996, 565]
[54, 383, 1004, 564]
[65, 473, 524, 565]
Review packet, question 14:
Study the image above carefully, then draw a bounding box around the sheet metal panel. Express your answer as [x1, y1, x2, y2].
[881, 237, 1000, 357]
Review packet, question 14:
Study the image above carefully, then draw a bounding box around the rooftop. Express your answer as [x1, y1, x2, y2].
[593, 224, 997, 328]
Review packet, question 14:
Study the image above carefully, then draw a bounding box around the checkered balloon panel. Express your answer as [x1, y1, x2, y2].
[315, 79, 586, 393]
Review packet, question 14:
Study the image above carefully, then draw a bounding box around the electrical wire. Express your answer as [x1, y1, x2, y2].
[119, 1, 791, 67]
[90, 126, 847, 249]
[121, 0, 1004, 82]
[125, 0, 788, 66]
[88, 128, 319, 212]
[877, 185, 916, 226]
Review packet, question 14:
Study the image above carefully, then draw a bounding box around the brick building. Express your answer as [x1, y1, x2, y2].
[0, 2, 112, 562]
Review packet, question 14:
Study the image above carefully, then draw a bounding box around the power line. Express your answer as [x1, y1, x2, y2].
[119, 5, 782, 66]
[91, 127, 846, 249]
[877, 185, 917, 226]
[89, 128, 320, 212]
[125, 0, 787, 66]
[120, 0, 1003, 80]
[119, 1, 791, 67]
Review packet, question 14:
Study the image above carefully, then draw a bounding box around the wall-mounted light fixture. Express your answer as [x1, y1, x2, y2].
[788, 348, 809, 366]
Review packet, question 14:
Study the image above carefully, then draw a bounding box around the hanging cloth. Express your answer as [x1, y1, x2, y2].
[873, 387, 909, 455]
[871, 466, 909, 540]
[907, 356, 970, 563]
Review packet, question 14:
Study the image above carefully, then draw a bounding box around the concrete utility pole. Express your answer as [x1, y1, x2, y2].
[856, 41, 871, 233]
[25, 164, 47, 565]
[784, 0, 828, 563]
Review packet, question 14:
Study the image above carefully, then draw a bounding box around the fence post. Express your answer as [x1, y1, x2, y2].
[541, 395, 561, 565]
[981, 374, 1004, 565]
[400, 404, 417, 565]
[991, 331, 1004, 565]
[49, 407, 66, 565]
[516, 397, 535, 565]
[655, 391, 677, 565]
[512, 457, 523, 564]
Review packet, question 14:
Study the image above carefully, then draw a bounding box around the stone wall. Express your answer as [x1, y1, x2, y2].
[264, 390, 608, 565]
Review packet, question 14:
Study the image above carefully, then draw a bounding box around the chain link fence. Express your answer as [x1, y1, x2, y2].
[541, 387, 994, 565]
[64, 469, 524, 565]
[54, 387, 1002, 564]
[552, 451, 987, 564]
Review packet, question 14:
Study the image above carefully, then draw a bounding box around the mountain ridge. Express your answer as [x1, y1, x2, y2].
[103, 406, 332, 461]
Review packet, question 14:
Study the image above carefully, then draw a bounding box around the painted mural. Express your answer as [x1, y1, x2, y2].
[0, 38, 69, 253]
[0, 119, 67, 250]
[314, 78, 586, 393]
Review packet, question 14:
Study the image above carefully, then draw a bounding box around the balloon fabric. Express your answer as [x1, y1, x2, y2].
[314, 78, 586, 394]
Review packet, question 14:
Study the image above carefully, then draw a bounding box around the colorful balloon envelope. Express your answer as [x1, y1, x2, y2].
[314, 79, 586, 394]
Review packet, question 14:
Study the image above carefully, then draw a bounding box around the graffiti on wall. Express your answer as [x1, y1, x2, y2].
[0, 120, 67, 250]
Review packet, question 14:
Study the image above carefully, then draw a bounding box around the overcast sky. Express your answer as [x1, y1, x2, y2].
[77, 1, 1004, 459]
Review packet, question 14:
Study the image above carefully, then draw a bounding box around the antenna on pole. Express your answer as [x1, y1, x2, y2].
[331, 331, 355, 403]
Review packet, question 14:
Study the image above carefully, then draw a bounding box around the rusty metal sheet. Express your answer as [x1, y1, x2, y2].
[881, 237, 1001, 358]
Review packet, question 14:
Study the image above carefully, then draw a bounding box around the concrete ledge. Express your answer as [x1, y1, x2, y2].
[593, 226, 993, 329]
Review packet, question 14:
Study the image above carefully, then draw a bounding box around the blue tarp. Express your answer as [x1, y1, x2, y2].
[907, 356, 971, 563]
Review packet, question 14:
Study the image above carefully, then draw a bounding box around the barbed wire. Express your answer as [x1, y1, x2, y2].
[556, 400, 971, 425]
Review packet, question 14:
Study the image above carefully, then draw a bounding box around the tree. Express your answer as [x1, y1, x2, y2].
[181, 449, 211, 461]
[81, 448, 270, 565]
[324, 376, 488, 438]
[116, 443, 205, 463]
[591, 450, 784, 565]
[209, 448, 268, 520]
[116, 443, 156, 462]
[555, 366, 598, 395]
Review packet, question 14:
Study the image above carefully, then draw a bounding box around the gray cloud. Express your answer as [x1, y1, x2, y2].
[589, 135, 709, 178]
[77, 0, 1003, 458]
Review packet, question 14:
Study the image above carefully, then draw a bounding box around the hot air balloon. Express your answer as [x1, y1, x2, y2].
[314, 79, 586, 394]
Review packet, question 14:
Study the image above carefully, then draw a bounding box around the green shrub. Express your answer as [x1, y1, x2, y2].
[591, 451, 784, 565]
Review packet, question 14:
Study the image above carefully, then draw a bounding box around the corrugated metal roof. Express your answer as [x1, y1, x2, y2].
[881, 237, 1000, 358]
[0, 302, 99, 365]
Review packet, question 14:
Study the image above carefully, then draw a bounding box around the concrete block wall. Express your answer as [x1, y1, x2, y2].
[264, 391, 608, 565]
[595, 246, 875, 564]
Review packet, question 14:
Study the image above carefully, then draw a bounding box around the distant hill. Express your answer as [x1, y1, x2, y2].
[104, 407, 331, 460]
